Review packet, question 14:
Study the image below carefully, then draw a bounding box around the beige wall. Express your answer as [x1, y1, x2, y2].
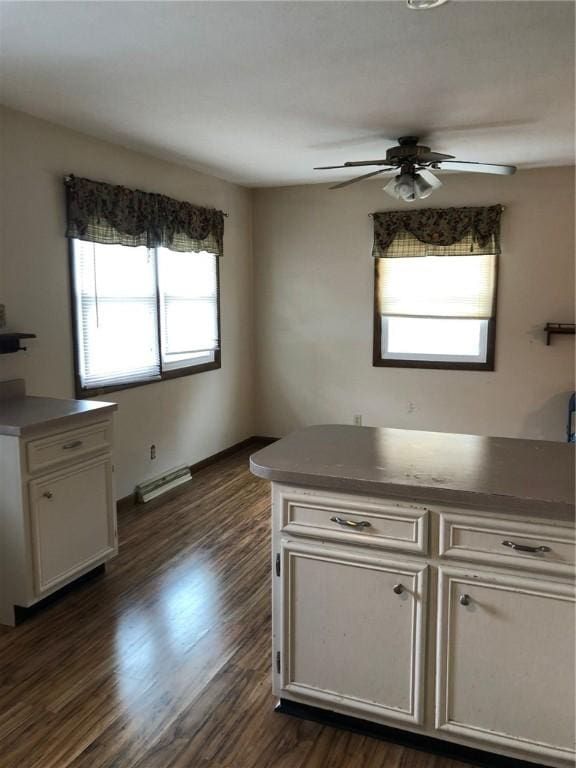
[0, 107, 255, 498]
[253, 167, 575, 441]
[1, 106, 574, 502]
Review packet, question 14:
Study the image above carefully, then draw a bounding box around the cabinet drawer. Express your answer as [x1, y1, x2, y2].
[439, 511, 575, 576]
[26, 420, 112, 474]
[279, 488, 428, 554]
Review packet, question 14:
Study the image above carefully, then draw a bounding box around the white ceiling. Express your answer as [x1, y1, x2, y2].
[0, 1, 574, 187]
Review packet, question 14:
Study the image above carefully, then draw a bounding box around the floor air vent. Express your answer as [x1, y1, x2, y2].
[135, 466, 192, 503]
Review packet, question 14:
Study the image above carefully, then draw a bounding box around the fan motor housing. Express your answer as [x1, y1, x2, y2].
[386, 137, 430, 162]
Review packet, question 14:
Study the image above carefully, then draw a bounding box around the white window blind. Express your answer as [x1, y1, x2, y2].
[157, 248, 219, 370]
[377, 254, 496, 319]
[73, 241, 161, 388]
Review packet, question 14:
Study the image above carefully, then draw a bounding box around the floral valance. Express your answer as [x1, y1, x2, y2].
[65, 175, 224, 255]
[372, 205, 502, 258]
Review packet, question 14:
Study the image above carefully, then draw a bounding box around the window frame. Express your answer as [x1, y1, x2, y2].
[372, 257, 498, 372]
[68, 240, 221, 398]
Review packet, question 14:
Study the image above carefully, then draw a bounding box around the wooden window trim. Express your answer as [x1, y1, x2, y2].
[68, 241, 222, 399]
[372, 258, 498, 372]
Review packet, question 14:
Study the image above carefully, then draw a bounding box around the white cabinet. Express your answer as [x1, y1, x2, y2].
[272, 483, 576, 768]
[0, 408, 117, 626]
[29, 455, 116, 594]
[436, 568, 576, 765]
[280, 539, 427, 725]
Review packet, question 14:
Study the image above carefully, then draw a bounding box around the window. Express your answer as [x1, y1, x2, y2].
[64, 174, 224, 395]
[157, 247, 219, 372]
[70, 240, 220, 395]
[372, 205, 501, 371]
[372, 205, 503, 371]
[374, 252, 498, 370]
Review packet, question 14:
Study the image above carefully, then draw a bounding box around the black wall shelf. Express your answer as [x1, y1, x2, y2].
[0, 333, 36, 354]
[544, 323, 575, 346]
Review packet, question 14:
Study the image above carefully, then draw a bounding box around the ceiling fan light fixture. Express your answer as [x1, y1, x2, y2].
[406, 0, 449, 9]
[413, 175, 434, 199]
[384, 172, 417, 202]
[413, 171, 441, 199]
[384, 170, 442, 202]
[396, 174, 417, 202]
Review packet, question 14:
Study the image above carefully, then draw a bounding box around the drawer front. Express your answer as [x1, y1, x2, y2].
[26, 420, 112, 474]
[439, 512, 575, 576]
[279, 488, 428, 554]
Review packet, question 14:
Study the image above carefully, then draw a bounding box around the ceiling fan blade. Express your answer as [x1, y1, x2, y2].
[314, 161, 392, 170]
[315, 164, 352, 170]
[431, 160, 517, 175]
[417, 151, 455, 162]
[329, 169, 387, 190]
[344, 159, 390, 167]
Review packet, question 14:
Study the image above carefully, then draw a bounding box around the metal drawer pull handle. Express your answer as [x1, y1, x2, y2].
[42, 491, 53, 500]
[62, 440, 83, 450]
[330, 516, 371, 529]
[459, 593, 471, 606]
[393, 583, 404, 595]
[501, 540, 551, 554]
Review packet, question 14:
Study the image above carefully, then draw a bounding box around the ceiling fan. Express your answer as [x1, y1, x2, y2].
[314, 136, 517, 202]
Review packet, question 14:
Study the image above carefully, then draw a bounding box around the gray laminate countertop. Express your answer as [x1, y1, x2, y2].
[250, 425, 575, 522]
[0, 396, 117, 437]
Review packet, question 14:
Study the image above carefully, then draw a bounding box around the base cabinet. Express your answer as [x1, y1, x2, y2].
[29, 455, 116, 595]
[280, 540, 427, 725]
[272, 484, 576, 768]
[436, 568, 576, 765]
[0, 410, 117, 626]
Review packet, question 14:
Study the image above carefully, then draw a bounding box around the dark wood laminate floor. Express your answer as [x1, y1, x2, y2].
[0, 445, 469, 768]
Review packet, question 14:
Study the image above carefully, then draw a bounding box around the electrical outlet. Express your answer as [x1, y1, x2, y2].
[353, 414, 362, 426]
[150, 444, 156, 460]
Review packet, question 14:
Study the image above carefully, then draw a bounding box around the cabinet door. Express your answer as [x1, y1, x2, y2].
[280, 539, 427, 725]
[29, 455, 116, 595]
[436, 567, 575, 764]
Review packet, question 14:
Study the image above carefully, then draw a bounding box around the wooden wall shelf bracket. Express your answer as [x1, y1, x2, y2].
[0, 333, 36, 354]
[544, 323, 575, 346]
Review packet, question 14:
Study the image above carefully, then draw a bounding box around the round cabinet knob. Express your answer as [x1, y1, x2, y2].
[393, 583, 404, 595]
[459, 593, 471, 606]
[42, 491, 53, 500]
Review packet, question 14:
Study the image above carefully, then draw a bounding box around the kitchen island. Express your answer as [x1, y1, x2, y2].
[250, 425, 575, 768]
